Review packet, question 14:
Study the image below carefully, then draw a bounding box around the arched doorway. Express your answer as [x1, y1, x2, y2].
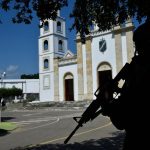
[97, 62, 112, 88]
[64, 73, 74, 101]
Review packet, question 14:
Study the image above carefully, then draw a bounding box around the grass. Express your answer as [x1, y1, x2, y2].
[0, 122, 17, 131]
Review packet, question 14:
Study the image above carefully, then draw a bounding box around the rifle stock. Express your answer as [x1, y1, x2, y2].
[64, 62, 131, 144]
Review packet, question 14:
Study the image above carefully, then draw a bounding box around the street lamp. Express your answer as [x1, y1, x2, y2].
[2, 72, 6, 77]
[1, 72, 6, 88]
[0, 72, 6, 122]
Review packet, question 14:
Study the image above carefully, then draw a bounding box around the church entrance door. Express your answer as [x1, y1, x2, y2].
[98, 70, 112, 87]
[64, 74, 74, 101]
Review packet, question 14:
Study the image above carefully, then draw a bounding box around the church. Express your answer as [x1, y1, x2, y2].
[38, 12, 134, 102]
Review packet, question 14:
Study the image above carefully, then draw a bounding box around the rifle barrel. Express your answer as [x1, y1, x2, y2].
[64, 123, 81, 144]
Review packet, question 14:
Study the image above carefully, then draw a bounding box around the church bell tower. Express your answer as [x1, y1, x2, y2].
[39, 11, 68, 101]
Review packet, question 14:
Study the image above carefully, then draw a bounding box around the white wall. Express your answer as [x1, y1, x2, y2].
[39, 73, 54, 102]
[1, 79, 39, 94]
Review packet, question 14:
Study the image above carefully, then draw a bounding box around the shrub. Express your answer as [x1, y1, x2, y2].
[0, 87, 23, 102]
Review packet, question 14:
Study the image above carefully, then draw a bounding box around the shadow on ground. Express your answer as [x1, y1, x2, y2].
[0, 129, 9, 136]
[11, 131, 125, 150]
[1, 117, 15, 122]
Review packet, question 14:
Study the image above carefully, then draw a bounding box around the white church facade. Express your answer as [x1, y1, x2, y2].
[39, 13, 134, 102]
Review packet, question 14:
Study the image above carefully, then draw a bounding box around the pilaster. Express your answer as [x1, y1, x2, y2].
[114, 26, 123, 73]
[126, 21, 135, 62]
[85, 36, 93, 100]
[76, 36, 84, 100]
[54, 58, 59, 101]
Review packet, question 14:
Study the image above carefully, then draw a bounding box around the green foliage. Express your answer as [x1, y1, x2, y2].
[0, 87, 22, 98]
[20, 73, 39, 79]
[0, 0, 150, 40]
[70, 0, 150, 40]
[26, 93, 39, 102]
[0, 122, 17, 131]
[0, 0, 68, 24]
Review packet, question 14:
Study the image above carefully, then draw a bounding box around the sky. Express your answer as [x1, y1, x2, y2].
[0, 1, 143, 79]
[0, 1, 76, 79]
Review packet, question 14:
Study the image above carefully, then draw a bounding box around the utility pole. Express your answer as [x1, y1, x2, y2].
[0, 103, 1, 123]
[0, 72, 6, 123]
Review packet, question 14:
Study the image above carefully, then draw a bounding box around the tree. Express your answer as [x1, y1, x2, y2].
[69, 0, 150, 41]
[20, 73, 39, 79]
[0, 0, 150, 39]
[0, 0, 68, 24]
[0, 87, 22, 99]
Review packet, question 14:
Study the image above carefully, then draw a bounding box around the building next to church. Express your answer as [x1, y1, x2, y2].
[39, 12, 134, 102]
[0, 79, 39, 100]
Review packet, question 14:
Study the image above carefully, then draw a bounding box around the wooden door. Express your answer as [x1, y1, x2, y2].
[65, 79, 74, 101]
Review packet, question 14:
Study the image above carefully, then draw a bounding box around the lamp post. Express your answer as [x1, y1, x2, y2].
[0, 97, 1, 122]
[1, 72, 6, 88]
[0, 72, 6, 122]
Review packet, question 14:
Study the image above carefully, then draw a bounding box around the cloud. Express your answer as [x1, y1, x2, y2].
[6, 65, 19, 73]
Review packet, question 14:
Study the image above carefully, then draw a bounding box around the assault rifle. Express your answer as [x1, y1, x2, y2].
[64, 60, 133, 144]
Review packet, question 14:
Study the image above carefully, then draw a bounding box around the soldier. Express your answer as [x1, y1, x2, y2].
[0, 97, 6, 111]
[64, 18, 150, 148]
[106, 19, 150, 149]
[0, 96, 2, 106]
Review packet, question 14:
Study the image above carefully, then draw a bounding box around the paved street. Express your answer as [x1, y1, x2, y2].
[0, 108, 125, 150]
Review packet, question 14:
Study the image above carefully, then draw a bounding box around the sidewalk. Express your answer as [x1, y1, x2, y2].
[6, 100, 93, 111]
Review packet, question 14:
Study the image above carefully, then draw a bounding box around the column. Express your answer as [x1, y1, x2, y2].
[85, 36, 93, 100]
[54, 58, 59, 101]
[76, 36, 84, 101]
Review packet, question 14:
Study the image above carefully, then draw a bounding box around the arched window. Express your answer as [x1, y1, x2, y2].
[57, 21, 62, 32]
[58, 40, 63, 51]
[44, 40, 48, 50]
[44, 59, 49, 69]
[44, 21, 49, 31]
